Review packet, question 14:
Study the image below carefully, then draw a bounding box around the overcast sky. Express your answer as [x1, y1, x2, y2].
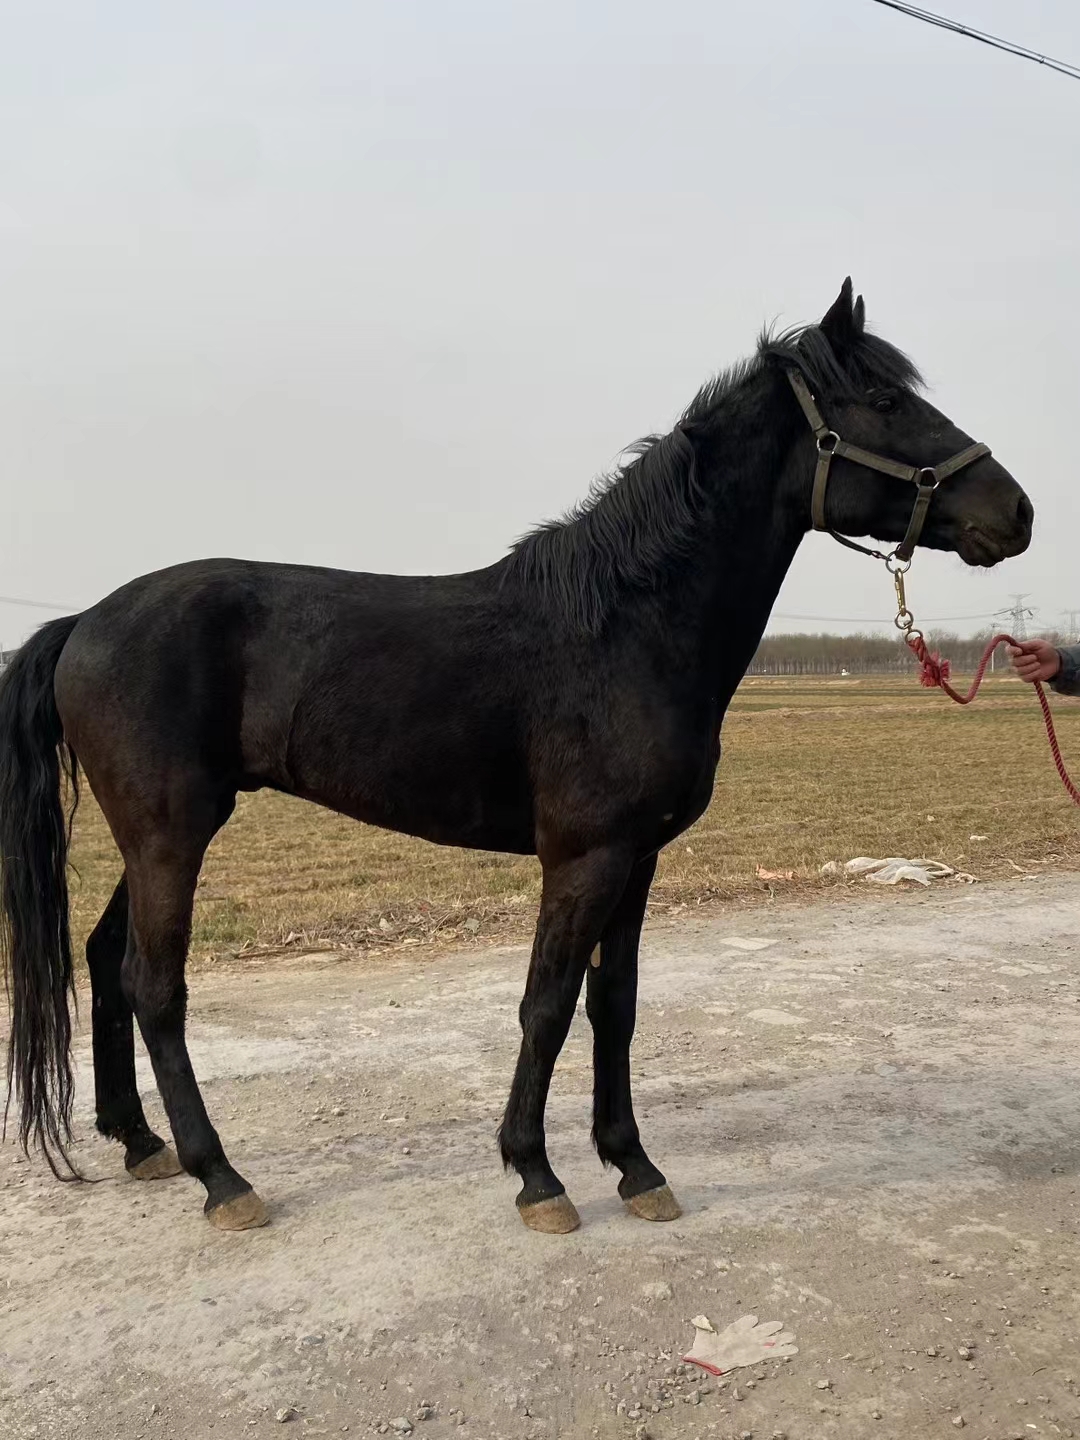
[2, 0, 1078, 647]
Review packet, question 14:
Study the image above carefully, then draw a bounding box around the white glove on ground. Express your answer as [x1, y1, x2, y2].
[682, 1313, 798, 1375]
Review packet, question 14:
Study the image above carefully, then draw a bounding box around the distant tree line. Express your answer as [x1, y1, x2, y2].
[748, 630, 1066, 677]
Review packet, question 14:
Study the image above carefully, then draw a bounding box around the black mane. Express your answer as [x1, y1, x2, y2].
[504, 321, 923, 633]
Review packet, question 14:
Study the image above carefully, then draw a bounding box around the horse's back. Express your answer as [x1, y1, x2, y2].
[53, 557, 538, 849]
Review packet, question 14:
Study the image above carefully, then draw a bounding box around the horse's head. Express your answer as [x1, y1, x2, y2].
[785, 280, 1032, 567]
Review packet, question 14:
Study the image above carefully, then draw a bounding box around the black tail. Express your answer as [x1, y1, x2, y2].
[0, 614, 82, 1176]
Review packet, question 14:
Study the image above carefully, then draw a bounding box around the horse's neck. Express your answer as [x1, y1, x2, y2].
[641, 369, 810, 702]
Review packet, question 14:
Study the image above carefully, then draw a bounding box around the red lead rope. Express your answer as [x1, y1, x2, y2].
[907, 631, 1080, 806]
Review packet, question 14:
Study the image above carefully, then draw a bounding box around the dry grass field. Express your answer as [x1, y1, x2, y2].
[66, 672, 1080, 962]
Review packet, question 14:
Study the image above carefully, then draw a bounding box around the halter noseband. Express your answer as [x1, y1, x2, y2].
[786, 368, 991, 564]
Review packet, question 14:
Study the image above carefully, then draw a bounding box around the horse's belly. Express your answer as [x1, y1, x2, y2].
[290, 754, 537, 856]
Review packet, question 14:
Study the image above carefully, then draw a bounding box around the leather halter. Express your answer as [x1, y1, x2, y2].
[786, 369, 991, 563]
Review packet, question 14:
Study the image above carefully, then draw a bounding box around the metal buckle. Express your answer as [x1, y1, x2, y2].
[817, 431, 841, 454]
[889, 559, 914, 635]
[918, 467, 940, 490]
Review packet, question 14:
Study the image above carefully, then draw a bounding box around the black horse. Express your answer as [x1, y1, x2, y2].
[1, 281, 1032, 1234]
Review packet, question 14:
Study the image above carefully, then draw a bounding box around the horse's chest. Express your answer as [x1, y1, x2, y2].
[600, 717, 721, 842]
[658, 733, 721, 829]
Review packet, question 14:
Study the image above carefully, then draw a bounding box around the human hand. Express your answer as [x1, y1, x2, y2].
[1007, 640, 1061, 684]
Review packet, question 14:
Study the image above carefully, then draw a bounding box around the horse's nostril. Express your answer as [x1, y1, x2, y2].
[1017, 493, 1034, 530]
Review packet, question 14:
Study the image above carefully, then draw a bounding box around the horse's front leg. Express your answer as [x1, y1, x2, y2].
[586, 854, 681, 1220]
[497, 846, 633, 1233]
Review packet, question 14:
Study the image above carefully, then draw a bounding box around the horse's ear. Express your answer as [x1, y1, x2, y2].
[853, 293, 866, 334]
[820, 278, 856, 348]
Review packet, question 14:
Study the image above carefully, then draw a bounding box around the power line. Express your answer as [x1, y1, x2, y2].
[770, 609, 998, 624]
[0, 593, 79, 612]
[0, 589, 1065, 631]
[869, 1, 1080, 82]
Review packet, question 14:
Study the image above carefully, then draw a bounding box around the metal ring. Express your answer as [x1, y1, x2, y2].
[894, 609, 915, 632]
[885, 555, 912, 575]
[816, 431, 841, 454]
[918, 467, 941, 489]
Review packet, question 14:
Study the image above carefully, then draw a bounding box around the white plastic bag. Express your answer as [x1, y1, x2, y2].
[843, 856, 954, 887]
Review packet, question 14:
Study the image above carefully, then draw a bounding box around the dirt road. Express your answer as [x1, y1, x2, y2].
[3, 875, 1080, 1440]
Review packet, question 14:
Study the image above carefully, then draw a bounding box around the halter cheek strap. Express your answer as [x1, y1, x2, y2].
[786, 369, 990, 563]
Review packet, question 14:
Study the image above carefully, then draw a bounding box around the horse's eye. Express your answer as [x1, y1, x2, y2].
[872, 392, 897, 414]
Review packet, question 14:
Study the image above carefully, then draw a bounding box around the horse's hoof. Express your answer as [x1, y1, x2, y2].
[624, 1184, 682, 1222]
[206, 1190, 270, 1231]
[518, 1194, 581, 1234]
[128, 1145, 183, 1181]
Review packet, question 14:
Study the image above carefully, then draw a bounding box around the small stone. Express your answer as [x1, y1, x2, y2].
[641, 1281, 673, 1301]
[731, 1386, 744, 1402]
[275, 1409, 298, 1425]
[389, 1420, 413, 1436]
[952, 1418, 964, 1429]
[925, 1346, 939, 1357]
[149, 1404, 160, 1417]
[871, 1411, 883, 1421]
[415, 1405, 435, 1421]
[402, 1146, 411, 1155]
[741, 1432, 753, 1440]
[815, 1379, 832, 1390]
[331, 1106, 345, 1117]
[772, 1432, 788, 1440]
[957, 1347, 972, 1360]
[633, 1425, 650, 1440]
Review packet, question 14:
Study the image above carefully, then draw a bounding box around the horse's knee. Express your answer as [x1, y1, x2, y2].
[519, 991, 575, 1054]
[121, 960, 187, 1032]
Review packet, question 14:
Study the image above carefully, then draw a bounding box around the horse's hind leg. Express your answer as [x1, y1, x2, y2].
[87, 875, 180, 1179]
[498, 846, 633, 1234]
[586, 855, 681, 1221]
[120, 795, 267, 1231]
